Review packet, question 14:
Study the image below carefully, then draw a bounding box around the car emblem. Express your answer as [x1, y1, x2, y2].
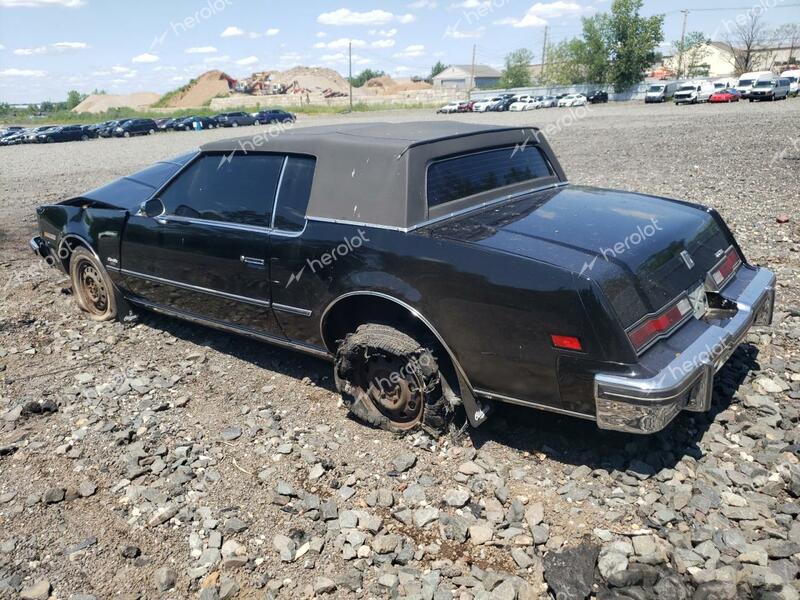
[680, 250, 695, 269]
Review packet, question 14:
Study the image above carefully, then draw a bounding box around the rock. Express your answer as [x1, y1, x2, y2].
[469, 524, 493, 545]
[223, 517, 248, 534]
[43, 487, 65, 504]
[525, 502, 544, 528]
[776, 214, 790, 223]
[20, 580, 51, 600]
[413, 507, 439, 528]
[77, 481, 97, 497]
[219, 577, 239, 600]
[220, 426, 242, 441]
[119, 545, 140, 559]
[154, 567, 177, 592]
[313, 577, 337, 594]
[598, 548, 628, 580]
[148, 505, 178, 527]
[543, 543, 598, 600]
[444, 488, 470, 507]
[273, 534, 296, 562]
[458, 461, 484, 475]
[391, 452, 417, 473]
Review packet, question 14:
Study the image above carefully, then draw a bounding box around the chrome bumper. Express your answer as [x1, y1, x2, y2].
[30, 236, 50, 259]
[595, 267, 776, 434]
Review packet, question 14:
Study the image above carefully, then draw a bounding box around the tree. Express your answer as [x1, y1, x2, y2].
[672, 31, 710, 79]
[348, 69, 386, 88]
[773, 23, 800, 67]
[577, 15, 611, 84]
[722, 12, 770, 75]
[500, 48, 534, 88]
[428, 60, 447, 81]
[603, 0, 664, 91]
[66, 90, 83, 110]
[540, 40, 584, 85]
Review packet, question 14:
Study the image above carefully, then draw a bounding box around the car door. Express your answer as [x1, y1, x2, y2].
[118, 152, 286, 337]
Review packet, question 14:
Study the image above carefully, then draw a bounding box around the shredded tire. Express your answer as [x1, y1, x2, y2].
[334, 324, 453, 436]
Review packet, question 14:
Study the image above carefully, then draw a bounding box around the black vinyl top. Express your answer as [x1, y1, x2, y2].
[200, 122, 559, 229]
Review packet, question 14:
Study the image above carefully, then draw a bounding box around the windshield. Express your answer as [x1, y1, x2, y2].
[714, 83, 725, 89]
[738, 79, 753, 87]
[648, 85, 664, 92]
[754, 81, 773, 88]
[678, 85, 695, 91]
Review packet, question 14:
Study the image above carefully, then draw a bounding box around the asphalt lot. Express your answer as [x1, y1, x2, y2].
[0, 99, 799, 598]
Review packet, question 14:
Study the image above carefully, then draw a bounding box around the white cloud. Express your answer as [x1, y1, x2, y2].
[0, 0, 84, 6]
[317, 8, 415, 26]
[315, 38, 367, 49]
[14, 46, 48, 56]
[236, 55, 259, 66]
[444, 25, 485, 38]
[321, 52, 370, 65]
[0, 44, 4, 50]
[221, 25, 244, 37]
[393, 44, 425, 58]
[111, 65, 133, 73]
[132, 53, 159, 63]
[497, 1, 592, 27]
[186, 46, 218, 54]
[316, 31, 328, 38]
[368, 28, 397, 37]
[13, 41, 89, 55]
[408, 0, 437, 7]
[0, 68, 47, 77]
[371, 39, 396, 48]
[265, 28, 280, 36]
[52, 41, 88, 50]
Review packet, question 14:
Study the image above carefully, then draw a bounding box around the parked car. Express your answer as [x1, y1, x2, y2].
[586, 90, 608, 104]
[0, 129, 29, 145]
[487, 97, 516, 112]
[254, 109, 296, 124]
[214, 111, 258, 127]
[509, 98, 536, 111]
[708, 89, 741, 103]
[79, 125, 99, 139]
[472, 97, 503, 112]
[780, 69, 799, 96]
[436, 101, 461, 114]
[177, 116, 218, 131]
[645, 82, 677, 103]
[712, 79, 736, 91]
[536, 96, 557, 109]
[36, 125, 90, 143]
[749, 77, 791, 102]
[735, 71, 772, 99]
[30, 122, 775, 436]
[98, 120, 130, 138]
[674, 81, 715, 104]
[113, 118, 158, 137]
[557, 94, 587, 107]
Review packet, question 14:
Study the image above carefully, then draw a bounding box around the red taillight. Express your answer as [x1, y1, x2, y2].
[551, 335, 583, 351]
[710, 248, 741, 287]
[628, 297, 692, 352]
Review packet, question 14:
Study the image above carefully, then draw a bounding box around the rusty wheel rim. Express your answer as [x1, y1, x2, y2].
[363, 356, 424, 429]
[77, 260, 108, 315]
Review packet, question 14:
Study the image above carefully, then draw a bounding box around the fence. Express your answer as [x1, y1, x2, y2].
[470, 82, 657, 102]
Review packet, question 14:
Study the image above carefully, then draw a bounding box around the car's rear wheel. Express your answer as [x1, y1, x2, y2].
[81, 134, 88, 141]
[148, 129, 155, 135]
[334, 324, 454, 435]
[70, 247, 128, 322]
[124, 131, 130, 138]
[232, 122, 239, 127]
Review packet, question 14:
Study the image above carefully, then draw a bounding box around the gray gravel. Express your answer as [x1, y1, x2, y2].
[1, 100, 799, 598]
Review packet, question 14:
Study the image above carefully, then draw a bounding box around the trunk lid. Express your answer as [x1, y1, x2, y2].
[426, 185, 735, 329]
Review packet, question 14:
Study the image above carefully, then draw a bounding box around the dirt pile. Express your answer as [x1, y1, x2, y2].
[161, 70, 235, 108]
[72, 92, 160, 113]
[364, 75, 432, 94]
[242, 66, 349, 96]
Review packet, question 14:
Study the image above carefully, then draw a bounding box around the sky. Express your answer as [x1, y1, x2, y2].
[0, 0, 797, 103]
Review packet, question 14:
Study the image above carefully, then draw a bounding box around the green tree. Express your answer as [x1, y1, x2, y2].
[428, 60, 447, 81]
[500, 48, 534, 88]
[672, 31, 710, 79]
[540, 40, 584, 85]
[348, 69, 386, 88]
[577, 15, 611, 84]
[66, 90, 84, 110]
[603, 0, 664, 91]
[39, 100, 55, 113]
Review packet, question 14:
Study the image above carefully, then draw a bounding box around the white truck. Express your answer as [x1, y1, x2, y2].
[735, 71, 773, 99]
[674, 80, 715, 104]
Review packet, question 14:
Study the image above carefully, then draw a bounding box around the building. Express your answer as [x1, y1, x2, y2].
[662, 41, 799, 79]
[432, 64, 502, 89]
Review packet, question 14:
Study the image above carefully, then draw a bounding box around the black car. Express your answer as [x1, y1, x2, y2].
[488, 97, 516, 111]
[0, 129, 29, 145]
[587, 90, 609, 103]
[30, 122, 775, 436]
[36, 125, 89, 143]
[254, 109, 296, 124]
[214, 111, 257, 127]
[113, 118, 158, 137]
[98, 120, 130, 138]
[177, 116, 218, 131]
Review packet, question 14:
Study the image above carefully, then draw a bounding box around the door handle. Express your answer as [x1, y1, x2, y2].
[240, 256, 265, 266]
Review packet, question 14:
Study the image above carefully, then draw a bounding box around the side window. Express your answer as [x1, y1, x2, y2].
[273, 156, 315, 232]
[160, 153, 284, 227]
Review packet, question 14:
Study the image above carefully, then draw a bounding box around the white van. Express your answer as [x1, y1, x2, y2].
[674, 80, 715, 104]
[645, 81, 677, 103]
[712, 78, 736, 90]
[780, 69, 800, 96]
[736, 71, 773, 98]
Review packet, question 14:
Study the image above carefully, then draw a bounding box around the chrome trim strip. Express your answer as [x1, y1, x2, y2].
[128, 298, 331, 359]
[473, 388, 596, 421]
[272, 302, 312, 317]
[118, 268, 271, 308]
[319, 290, 475, 391]
[157, 214, 272, 234]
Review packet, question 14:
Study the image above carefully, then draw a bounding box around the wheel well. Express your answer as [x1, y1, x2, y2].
[59, 235, 92, 271]
[322, 294, 461, 391]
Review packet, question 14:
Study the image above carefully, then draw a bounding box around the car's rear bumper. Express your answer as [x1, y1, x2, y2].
[594, 266, 775, 434]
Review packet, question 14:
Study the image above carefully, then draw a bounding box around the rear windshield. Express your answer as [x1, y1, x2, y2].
[427, 145, 553, 207]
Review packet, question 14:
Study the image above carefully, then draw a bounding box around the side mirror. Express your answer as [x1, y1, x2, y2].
[139, 197, 165, 218]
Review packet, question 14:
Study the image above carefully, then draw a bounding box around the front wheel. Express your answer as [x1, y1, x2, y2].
[334, 324, 453, 435]
[232, 121, 239, 127]
[69, 247, 128, 322]
[148, 129, 155, 135]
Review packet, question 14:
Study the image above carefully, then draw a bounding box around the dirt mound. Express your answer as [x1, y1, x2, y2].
[72, 92, 159, 114]
[271, 66, 349, 94]
[162, 70, 235, 108]
[362, 75, 432, 94]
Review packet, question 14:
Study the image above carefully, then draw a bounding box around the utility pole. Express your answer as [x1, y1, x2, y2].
[678, 10, 689, 79]
[470, 43, 476, 94]
[348, 40, 353, 112]
[541, 25, 548, 82]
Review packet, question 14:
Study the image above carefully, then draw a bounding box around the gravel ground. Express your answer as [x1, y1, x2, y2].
[0, 100, 799, 600]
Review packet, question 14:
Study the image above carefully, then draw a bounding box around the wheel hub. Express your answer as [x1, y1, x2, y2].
[79, 262, 108, 313]
[364, 356, 423, 428]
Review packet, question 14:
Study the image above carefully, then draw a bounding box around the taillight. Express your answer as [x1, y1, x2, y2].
[709, 247, 741, 288]
[627, 297, 693, 352]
